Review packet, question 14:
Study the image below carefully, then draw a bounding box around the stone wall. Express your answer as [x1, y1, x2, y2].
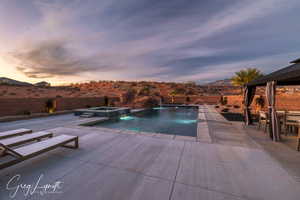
[225, 95, 300, 112]
[275, 95, 300, 111]
[0, 98, 48, 116]
[55, 97, 105, 111]
[0, 97, 116, 117]
[162, 95, 221, 104]
[190, 96, 221, 104]
[0, 95, 220, 117]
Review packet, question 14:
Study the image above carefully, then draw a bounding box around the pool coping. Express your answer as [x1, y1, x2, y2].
[197, 105, 212, 143]
[78, 105, 211, 142]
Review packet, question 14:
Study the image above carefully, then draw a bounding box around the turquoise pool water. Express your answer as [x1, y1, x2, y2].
[93, 107, 198, 136]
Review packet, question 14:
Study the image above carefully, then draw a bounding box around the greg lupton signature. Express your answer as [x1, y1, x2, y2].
[6, 174, 63, 198]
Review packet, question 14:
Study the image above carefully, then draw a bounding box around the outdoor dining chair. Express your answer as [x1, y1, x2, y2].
[258, 111, 269, 132]
[284, 112, 300, 136]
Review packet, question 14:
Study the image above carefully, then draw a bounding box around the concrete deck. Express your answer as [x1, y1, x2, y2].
[0, 106, 300, 200]
[243, 122, 300, 184]
[0, 114, 107, 132]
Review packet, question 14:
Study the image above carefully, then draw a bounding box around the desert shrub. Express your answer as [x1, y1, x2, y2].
[173, 87, 186, 95]
[135, 96, 159, 108]
[121, 89, 136, 104]
[143, 97, 159, 107]
[138, 86, 151, 96]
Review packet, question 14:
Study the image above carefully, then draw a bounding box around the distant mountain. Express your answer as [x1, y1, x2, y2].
[34, 81, 51, 87]
[0, 77, 32, 86]
[204, 79, 233, 86]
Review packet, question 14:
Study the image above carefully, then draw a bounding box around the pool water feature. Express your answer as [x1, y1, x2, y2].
[93, 107, 198, 137]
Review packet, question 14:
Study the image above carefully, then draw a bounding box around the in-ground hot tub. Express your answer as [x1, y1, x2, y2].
[74, 106, 130, 117]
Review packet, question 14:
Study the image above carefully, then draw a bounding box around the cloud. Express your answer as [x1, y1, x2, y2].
[2, 0, 300, 82]
[175, 51, 300, 82]
[10, 39, 102, 78]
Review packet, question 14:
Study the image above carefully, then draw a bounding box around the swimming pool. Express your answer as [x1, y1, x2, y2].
[92, 106, 198, 137]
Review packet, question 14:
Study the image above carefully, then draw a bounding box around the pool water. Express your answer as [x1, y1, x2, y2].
[93, 107, 198, 137]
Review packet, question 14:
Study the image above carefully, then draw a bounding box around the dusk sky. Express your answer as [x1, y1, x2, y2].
[1, 0, 300, 85]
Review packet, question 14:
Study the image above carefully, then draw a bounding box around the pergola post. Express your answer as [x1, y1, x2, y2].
[243, 85, 256, 125]
[265, 81, 280, 141]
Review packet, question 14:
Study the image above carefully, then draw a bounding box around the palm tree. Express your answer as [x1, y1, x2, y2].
[231, 68, 263, 87]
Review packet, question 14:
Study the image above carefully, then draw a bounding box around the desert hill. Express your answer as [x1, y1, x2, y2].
[0, 77, 32, 86]
[205, 79, 232, 86]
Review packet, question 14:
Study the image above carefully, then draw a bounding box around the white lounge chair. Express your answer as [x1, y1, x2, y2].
[0, 135, 78, 170]
[0, 128, 32, 139]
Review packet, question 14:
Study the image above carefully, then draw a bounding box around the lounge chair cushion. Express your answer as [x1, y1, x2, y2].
[0, 128, 32, 139]
[14, 135, 77, 157]
[0, 131, 52, 147]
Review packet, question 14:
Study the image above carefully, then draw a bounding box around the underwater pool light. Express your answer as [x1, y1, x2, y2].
[120, 116, 135, 120]
[175, 119, 197, 124]
[128, 127, 140, 132]
[153, 107, 167, 110]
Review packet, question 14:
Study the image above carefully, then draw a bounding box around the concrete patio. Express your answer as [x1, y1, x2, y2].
[0, 105, 300, 200]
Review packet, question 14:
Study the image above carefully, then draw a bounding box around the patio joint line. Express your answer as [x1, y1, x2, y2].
[168, 141, 186, 200]
[173, 180, 252, 200]
[82, 139, 175, 182]
[82, 159, 250, 200]
[86, 160, 174, 182]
